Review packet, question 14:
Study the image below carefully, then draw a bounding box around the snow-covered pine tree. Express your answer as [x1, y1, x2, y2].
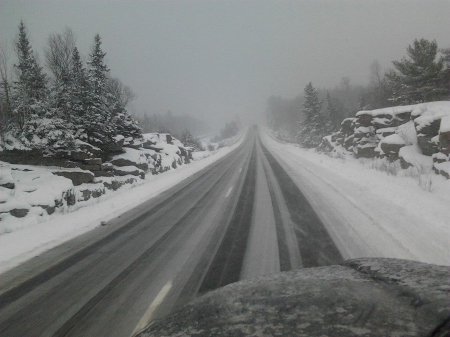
[12, 21, 49, 135]
[442, 48, 450, 100]
[85, 34, 115, 150]
[297, 82, 324, 147]
[180, 129, 201, 151]
[68, 47, 90, 140]
[11, 21, 74, 150]
[387, 39, 447, 104]
[110, 103, 142, 140]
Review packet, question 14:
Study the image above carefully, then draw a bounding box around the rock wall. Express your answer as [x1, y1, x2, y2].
[323, 101, 450, 179]
[0, 132, 194, 221]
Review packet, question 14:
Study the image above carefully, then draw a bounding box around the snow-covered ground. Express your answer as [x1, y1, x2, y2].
[261, 130, 450, 266]
[0, 133, 244, 274]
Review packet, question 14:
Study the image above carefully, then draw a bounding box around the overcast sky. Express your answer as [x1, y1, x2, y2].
[1, 0, 450, 129]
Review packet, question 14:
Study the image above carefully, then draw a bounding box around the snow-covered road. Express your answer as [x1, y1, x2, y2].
[261, 130, 450, 266]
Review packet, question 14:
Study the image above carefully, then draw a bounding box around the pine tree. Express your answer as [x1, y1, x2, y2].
[67, 47, 89, 139]
[12, 21, 49, 134]
[442, 48, 450, 100]
[386, 39, 447, 104]
[85, 34, 115, 149]
[11, 22, 76, 150]
[297, 82, 324, 147]
[181, 129, 201, 151]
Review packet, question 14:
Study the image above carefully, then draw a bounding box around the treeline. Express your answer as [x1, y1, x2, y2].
[0, 22, 141, 153]
[135, 110, 208, 138]
[267, 38, 450, 148]
[210, 121, 239, 143]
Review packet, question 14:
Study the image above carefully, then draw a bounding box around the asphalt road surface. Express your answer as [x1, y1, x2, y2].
[0, 128, 343, 337]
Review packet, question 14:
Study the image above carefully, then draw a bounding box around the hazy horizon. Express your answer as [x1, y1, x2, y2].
[1, 0, 450, 130]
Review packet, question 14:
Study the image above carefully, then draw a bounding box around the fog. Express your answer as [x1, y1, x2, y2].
[1, 0, 450, 131]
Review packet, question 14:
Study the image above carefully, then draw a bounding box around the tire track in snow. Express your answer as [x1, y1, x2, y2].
[259, 137, 343, 267]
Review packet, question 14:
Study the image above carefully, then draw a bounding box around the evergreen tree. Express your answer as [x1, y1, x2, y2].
[386, 39, 447, 104]
[297, 82, 323, 147]
[180, 129, 201, 151]
[12, 21, 49, 134]
[11, 22, 76, 150]
[68, 47, 90, 139]
[442, 48, 450, 99]
[85, 34, 115, 148]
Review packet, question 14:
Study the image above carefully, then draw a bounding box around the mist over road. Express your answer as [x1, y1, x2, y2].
[0, 129, 343, 337]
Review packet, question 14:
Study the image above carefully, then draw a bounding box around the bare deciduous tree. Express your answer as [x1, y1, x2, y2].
[0, 44, 13, 134]
[105, 76, 136, 109]
[45, 27, 76, 82]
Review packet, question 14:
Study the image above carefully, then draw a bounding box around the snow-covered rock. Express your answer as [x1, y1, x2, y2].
[109, 147, 149, 171]
[325, 101, 450, 178]
[53, 169, 95, 186]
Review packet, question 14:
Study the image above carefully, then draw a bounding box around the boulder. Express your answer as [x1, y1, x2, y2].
[136, 258, 450, 337]
[396, 110, 412, 123]
[400, 157, 413, 169]
[373, 117, 395, 129]
[415, 118, 441, 137]
[71, 142, 102, 161]
[123, 138, 143, 150]
[354, 144, 377, 158]
[110, 158, 149, 172]
[343, 135, 354, 151]
[417, 134, 439, 156]
[318, 136, 334, 152]
[39, 204, 56, 215]
[93, 170, 114, 178]
[355, 112, 373, 127]
[0, 182, 14, 189]
[71, 150, 91, 161]
[112, 166, 145, 179]
[432, 152, 448, 164]
[380, 142, 405, 160]
[101, 162, 114, 171]
[376, 127, 397, 140]
[434, 162, 450, 179]
[53, 170, 94, 186]
[80, 164, 101, 171]
[10, 208, 29, 218]
[107, 137, 124, 153]
[380, 134, 406, 160]
[84, 158, 102, 165]
[340, 118, 355, 136]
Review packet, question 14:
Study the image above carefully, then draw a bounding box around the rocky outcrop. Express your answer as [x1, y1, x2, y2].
[53, 170, 95, 186]
[322, 101, 450, 179]
[136, 258, 450, 337]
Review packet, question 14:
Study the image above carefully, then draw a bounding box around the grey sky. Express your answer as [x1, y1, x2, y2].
[1, 0, 450, 129]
